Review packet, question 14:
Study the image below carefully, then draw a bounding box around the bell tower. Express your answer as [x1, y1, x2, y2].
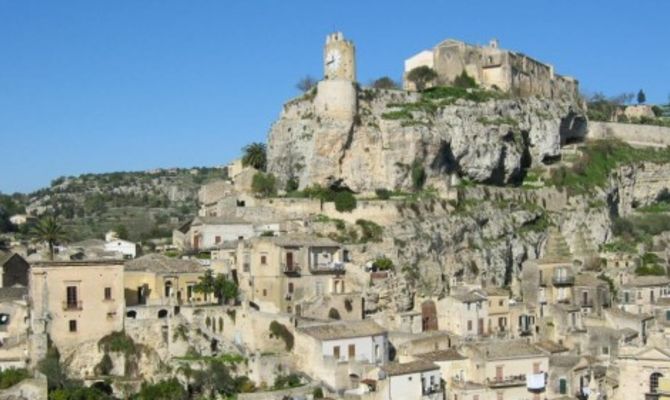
[324, 32, 356, 81]
[315, 32, 358, 120]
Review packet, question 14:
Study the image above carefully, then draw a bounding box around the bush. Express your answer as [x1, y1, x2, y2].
[372, 257, 394, 271]
[411, 160, 426, 191]
[274, 373, 302, 389]
[251, 172, 277, 198]
[375, 188, 392, 200]
[285, 177, 299, 192]
[371, 77, 399, 90]
[453, 70, 477, 88]
[356, 219, 383, 243]
[135, 378, 188, 400]
[334, 191, 357, 212]
[313, 387, 325, 399]
[269, 321, 294, 351]
[0, 368, 29, 389]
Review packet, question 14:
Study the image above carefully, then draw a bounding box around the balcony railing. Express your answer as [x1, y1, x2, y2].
[552, 275, 575, 286]
[63, 301, 83, 311]
[487, 375, 527, 388]
[310, 261, 345, 273]
[282, 263, 301, 276]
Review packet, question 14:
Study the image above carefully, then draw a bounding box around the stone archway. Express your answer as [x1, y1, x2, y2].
[421, 300, 438, 331]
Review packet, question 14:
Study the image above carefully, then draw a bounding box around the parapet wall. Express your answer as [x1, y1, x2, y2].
[588, 121, 670, 148]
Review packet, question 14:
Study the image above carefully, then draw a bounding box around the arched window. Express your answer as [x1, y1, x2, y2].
[651, 372, 663, 393]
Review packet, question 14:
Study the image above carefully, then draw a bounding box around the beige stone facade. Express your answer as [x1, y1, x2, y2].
[29, 261, 124, 353]
[404, 38, 579, 101]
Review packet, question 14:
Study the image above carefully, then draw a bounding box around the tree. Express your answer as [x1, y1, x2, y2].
[406, 66, 437, 91]
[285, 176, 299, 192]
[114, 224, 129, 240]
[135, 378, 188, 400]
[296, 75, 317, 93]
[334, 191, 357, 212]
[31, 216, 66, 260]
[241, 142, 267, 171]
[637, 89, 646, 104]
[251, 172, 277, 198]
[371, 76, 399, 90]
[194, 270, 239, 304]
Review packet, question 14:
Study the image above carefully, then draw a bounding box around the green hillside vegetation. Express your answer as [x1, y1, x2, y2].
[10, 167, 227, 242]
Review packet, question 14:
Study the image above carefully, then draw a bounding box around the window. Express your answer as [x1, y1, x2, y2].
[650, 372, 663, 393]
[666, 310, 670, 321]
[499, 299, 504, 307]
[467, 320, 473, 331]
[104, 287, 112, 301]
[215, 236, 221, 244]
[66, 286, 78, 307]
[288, 283, 294, 293]
[333, 346, 340, 359]
[348, 344, 356, 359]
[638, 291, 642, 300]
[262, 289, 267, 297]
[69, 320, 77, 332]
[260, 255, 267, 265]
[602, 346, 609, 355]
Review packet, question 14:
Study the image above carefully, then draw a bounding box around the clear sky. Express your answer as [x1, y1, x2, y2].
[1, 0, 669, 193]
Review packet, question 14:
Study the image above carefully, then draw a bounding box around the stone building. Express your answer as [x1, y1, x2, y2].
[29, 261, 124, 356]
[124, 254, 211, 311]
[404, 38, 579, 101]
[616, 346, 670, 400]
[233, 234, 359, 318]
[0, 251, 29, 288]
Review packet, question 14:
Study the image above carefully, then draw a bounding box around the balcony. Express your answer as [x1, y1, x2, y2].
[487, 375, 527, 388]
[552, 274, 575, 286]
[282, 263, 301, 276]
[62, 301, 83, 311]
[310, 261, 345, 274]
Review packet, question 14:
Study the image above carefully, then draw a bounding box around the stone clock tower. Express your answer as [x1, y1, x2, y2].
[315, 32, 358, 120]
[324, 32, 356, 81]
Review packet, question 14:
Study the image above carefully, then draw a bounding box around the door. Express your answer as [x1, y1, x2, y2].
[286, 252, 294, 269]
[421, 300, 438, 331]
[333, 346, 340, 360]
[496, 366, 503, 382]
[559, 378, 567, 394]
[348, 344, 356, 359]
[478, 318, 484, 335]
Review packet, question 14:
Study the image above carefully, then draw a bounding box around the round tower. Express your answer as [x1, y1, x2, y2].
[324, 31, 356, 81]
[315, 32, 358, 120]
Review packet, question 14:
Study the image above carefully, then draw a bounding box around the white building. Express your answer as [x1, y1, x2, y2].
[104, 239, 139, 259]
[295, 320, 388, 390]
[380, 360, 443, 400]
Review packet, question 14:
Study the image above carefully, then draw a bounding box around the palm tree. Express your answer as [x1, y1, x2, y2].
[31, 216, 66, 260]
[241, 142, 267, 171]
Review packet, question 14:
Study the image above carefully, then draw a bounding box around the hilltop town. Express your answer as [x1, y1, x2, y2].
[1, 32, 670, 400]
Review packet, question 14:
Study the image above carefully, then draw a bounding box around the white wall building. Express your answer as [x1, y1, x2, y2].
[380, 360, 443, 400]
[104, 239, 138, 259]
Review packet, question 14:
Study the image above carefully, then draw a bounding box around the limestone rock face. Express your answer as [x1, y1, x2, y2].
[267, 88, 585, 192]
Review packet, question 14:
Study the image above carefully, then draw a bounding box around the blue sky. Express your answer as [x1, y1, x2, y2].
[1, 0, 669, 193]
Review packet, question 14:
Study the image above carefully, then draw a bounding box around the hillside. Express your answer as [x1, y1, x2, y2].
[2, 167, 227, 242]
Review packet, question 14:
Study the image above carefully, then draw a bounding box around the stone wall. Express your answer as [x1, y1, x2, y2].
[588, 121, 670, 148]
[0, 374, 48, 400]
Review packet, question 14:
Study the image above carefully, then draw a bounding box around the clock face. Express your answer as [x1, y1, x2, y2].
[326, 49, 342, 72]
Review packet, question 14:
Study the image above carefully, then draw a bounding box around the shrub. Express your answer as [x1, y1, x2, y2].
[453, 70, 477, 89]
[135, 378, 188, 400]
[251, 172, 277, 198]
[356, 219, 383, 243]
[334, 191, 357, 212]
[269, 321, 294, 351]
[274, 373, 302, 389]
[372, 257, 394, 271]
[285, 177, 299, 192]
[98, 331, 136, 355]
[411, 160, 426, 191]
[313, 387, 325, 399]
[0, 368, 29, 389]
[375, 188, 392, 200]
[371, 77, 399, 90]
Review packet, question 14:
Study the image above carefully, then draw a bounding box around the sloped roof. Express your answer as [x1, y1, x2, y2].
[535, 340, 569, 354]
[624, 276, 670, 288]
[125, 254, 203, 274]
[468, 340, 545, 361]
[271, 234, 340, 248]
[299, 320, 386, 341]
[417, 348, 467, 362]
[574, 273, 607, 287]
[382, 360, 439, 376]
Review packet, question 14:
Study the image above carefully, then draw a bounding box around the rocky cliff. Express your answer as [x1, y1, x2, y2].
[267, 87, 586, 193]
